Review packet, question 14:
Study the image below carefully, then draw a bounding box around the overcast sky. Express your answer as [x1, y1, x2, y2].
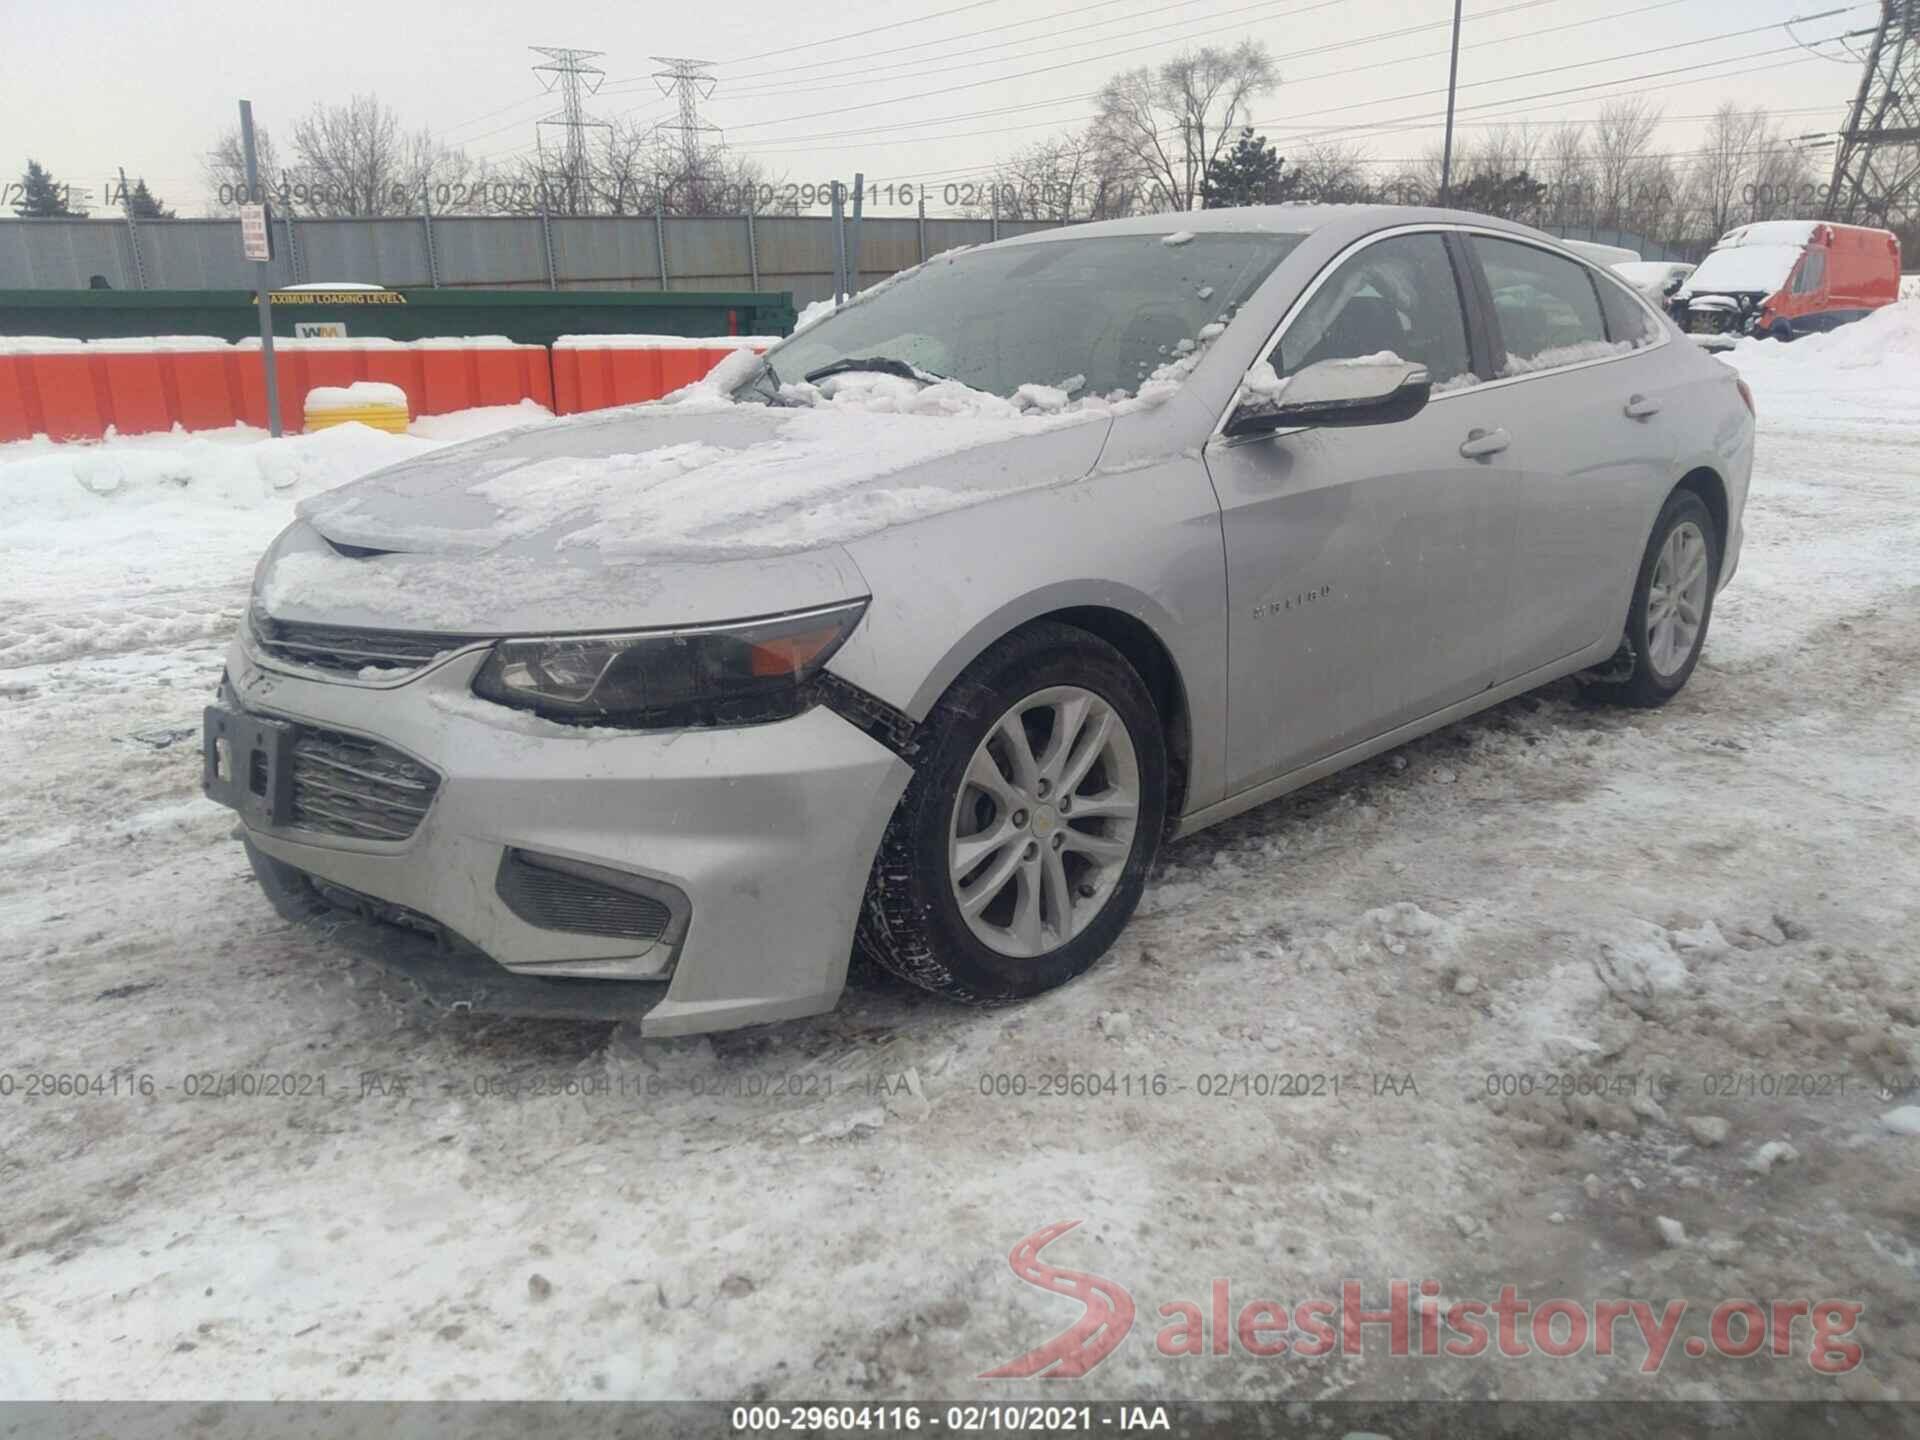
[2, 0, 1875, 216]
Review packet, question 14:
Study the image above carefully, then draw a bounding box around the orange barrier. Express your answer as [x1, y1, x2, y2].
[0, 333, 774, 442]
[0, 338, 555, 443]
[550, 336, 775, 416]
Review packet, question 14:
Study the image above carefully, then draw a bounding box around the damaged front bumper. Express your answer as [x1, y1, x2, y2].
[211, 635, 912, 1035]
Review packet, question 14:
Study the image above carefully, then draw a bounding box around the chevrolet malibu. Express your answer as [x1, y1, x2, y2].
[206, 206, 1755, 1035]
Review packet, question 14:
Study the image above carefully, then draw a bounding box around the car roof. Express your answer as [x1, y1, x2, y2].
[995, 203, 1558, 248]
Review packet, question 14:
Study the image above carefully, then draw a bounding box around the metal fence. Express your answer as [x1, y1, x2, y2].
[0, 211, 1717, 306]
[1542, 223, 1705, 265]
[0, 211, 1063, 305]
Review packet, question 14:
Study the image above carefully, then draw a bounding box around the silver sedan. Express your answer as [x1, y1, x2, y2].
[206, 205, 1755, 1034]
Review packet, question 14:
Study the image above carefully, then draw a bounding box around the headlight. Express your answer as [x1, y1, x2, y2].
[471, 599, 869, 729]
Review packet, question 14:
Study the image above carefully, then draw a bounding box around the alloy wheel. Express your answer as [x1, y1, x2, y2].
[1646, 519, 1710, 677]
[947, 685, 1141, 958]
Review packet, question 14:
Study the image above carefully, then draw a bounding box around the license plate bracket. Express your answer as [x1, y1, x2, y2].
[203, 706, 294, 828]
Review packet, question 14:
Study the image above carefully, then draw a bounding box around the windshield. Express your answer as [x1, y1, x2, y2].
[755, 232, 1302, 402]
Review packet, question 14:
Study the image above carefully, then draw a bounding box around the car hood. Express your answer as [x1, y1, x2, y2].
[1678, 243, 1801, 301]
[266, 393, 1111, 634]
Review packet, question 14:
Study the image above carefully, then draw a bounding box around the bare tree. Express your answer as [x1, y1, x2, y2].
[1591, 98, 1662, 229]
[966, 129, 1144, 221]
[202, 126, 285, 212]
[1541, 123, 1592, 230]
[286, 94, 470, 216]
[1287, 139, 1371, 203]
[1686, 102, 1766, 241]
[205, 97, 476, 216]
[1092, 42, 1277, 212]
[1745, 124, 1820, 223]
[484, 119, 799, 217]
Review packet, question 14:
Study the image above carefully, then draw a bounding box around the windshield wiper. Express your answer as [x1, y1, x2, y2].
[802, 356, 945, 386]
[734, 355, 806, 407]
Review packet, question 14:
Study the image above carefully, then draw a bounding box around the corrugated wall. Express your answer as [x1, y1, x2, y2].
[0, 214, 1069, 303]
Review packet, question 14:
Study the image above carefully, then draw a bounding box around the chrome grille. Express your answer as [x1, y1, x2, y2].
[254, 616, 474, 678]
[288, 726, 441, 842]
[495, 852, 673, 942]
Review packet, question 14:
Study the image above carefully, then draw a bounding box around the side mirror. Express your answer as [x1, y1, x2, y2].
[1225, 357, 1432, 437]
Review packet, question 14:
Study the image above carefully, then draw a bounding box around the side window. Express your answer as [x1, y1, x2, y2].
[1596, 274, 1663, 348]
[1792, 248, 1826, 295]
[1275, 234, 1473, 388]
[1473, 236, 1613, 374]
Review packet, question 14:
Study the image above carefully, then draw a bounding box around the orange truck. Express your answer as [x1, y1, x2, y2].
[1676, 220, 1901, 340]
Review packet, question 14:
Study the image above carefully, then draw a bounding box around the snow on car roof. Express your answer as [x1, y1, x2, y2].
[1714, 221, 1820, 249]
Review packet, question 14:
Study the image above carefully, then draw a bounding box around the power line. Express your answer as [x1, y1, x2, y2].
[720, 4, 1854, 136]
[722, 0, 1354, 132]
[714, 0, 1561, 100]
[882, 49, 1852, 188]
[718, 0, 1011, 68]
[733, 6, 1853, 155]
[716, 0, 1164, 83]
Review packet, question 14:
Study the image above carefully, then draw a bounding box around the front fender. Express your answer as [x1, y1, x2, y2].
[829, 454, 1232, 813]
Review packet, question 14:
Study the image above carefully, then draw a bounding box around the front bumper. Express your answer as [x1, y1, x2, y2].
[220, 636, 912, 1035]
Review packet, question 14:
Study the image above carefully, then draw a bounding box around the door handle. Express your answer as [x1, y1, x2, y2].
[1459, 427, 1510, 459]
[1624, 393, 1663, 419]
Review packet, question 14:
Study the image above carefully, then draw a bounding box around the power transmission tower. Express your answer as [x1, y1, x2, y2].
[531, 46, 611, 214]
[651, 56, 722, 212]
[1824, 0, 1920, 226]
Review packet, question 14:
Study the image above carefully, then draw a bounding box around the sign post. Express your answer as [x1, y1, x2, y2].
[238, 99, 282, 437]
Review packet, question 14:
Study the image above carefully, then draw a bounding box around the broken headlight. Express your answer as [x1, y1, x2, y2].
[471, 600, 868, 729]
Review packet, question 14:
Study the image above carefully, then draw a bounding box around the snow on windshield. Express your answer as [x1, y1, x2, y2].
[757, 231, 1300, 405]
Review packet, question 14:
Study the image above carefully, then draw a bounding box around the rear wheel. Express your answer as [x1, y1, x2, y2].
[855, 622, 1167, 1003]
[1585, 488, 1720, 708]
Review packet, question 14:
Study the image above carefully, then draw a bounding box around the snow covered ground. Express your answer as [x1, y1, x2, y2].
[2, 319, 1918, 1414]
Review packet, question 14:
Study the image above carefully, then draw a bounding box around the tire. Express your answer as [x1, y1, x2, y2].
[855, 621, 1168, 1004]
[1586, 488, 1721, 708]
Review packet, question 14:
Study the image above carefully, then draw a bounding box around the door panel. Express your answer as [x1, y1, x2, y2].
[1469, 236, 1681, 675]
[1203, 230, 1521, 795]
[1490, 359, 1677, 674]
[1205, 392, 1520, 793]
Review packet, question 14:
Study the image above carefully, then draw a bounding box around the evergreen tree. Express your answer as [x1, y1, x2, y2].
[1453, 169, 1549, 222]
[14, 159, 81, 217]
[127, 178, 174, 219]
[1201, 128, 1288, 208]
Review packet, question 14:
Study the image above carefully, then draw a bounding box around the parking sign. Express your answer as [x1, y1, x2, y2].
[239, 203, 272, 262]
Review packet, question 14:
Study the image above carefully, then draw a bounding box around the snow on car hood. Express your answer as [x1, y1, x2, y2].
[1679, 243, 1802, 299]
[265, 373, 1110, 633]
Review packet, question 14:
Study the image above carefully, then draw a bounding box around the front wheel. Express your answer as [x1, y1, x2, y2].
[1586, 488, 1721, 708]
[855, 622, 1168, 1003]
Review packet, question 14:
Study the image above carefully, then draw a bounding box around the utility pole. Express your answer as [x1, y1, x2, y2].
[1824, 0, 1920, 226]
[1439, 0, 1464, 206]
[531, 46, 610, 215]
[651, 56, 721, 214]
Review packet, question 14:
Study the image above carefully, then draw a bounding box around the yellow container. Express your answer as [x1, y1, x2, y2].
[304, 384, 411, 434]
[304, 402, 410, 434]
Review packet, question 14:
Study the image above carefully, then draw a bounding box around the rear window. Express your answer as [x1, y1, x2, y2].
[1596, 275, 1664, 347]
[1474, 236, 1617, 374]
